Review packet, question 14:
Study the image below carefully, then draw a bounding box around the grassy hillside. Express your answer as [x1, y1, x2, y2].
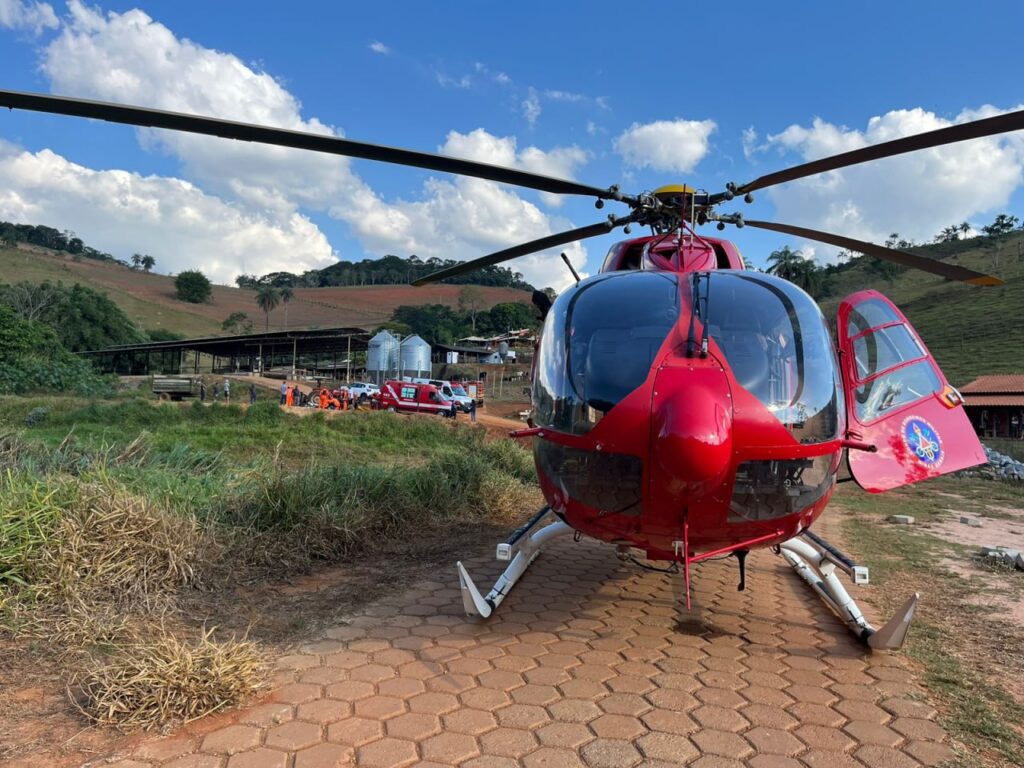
[816, 231, 1024, 386]
[0, 244, 532, 340]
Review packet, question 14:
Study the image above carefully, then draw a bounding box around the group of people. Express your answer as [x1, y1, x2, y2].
[278, 382, 360, 411]
[199, 378, 259, 405]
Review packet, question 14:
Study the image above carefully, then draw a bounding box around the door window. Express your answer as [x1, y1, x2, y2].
[401, 386, 417, 400]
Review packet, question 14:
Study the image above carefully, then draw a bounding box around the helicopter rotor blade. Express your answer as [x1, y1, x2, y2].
[743, 219, 1004, 286]
[0, 89, 617, 200]
[736, 107, 1024, 195]
[411, 216, 634, 286]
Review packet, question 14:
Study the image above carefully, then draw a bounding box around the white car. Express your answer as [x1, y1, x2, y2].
[347, 382, 380, 402]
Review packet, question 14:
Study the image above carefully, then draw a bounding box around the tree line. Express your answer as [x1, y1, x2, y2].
[764, 213, 1024, 298]
[235, 254, 537, 291]
[383, 287, 538, 345]
[0, 221, 156, 271]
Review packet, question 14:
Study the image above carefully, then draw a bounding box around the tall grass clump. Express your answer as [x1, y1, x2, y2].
[220, 450, 535, 562]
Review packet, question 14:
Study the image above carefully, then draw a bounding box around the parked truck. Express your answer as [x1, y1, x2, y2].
[151, 375, 195, 401]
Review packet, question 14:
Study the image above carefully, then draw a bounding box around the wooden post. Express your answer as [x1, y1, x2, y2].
[347, 335, 352, 383]
[291, 337, 297, 378]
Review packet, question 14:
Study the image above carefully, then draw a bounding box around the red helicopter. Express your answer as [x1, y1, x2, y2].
[3, 90, 1020, 651]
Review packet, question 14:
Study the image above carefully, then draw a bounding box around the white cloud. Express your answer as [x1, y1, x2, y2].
[545, 89, 584, 103]
[439, 129, 589, 208]
[522, 87, 541, 128]
[0, 145, 335, 283]
[760, 106, 1024, 261]
[368, 40, 390, 55]
[29, 2, 592, 290]
[0, 0, 57, 34]
[614, 118, 716, 173]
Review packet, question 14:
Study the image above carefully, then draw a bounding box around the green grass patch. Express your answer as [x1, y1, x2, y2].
[837, 480, 1024, 766]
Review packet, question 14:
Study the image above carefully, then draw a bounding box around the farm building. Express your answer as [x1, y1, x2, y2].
[961, 374, 1024, 438]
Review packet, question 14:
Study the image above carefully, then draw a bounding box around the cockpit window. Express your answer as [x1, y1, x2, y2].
[703, 271, 844, 444]
[532, 272, 680, 435]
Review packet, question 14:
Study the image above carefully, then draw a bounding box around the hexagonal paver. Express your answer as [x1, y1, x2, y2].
[536, 721, 595, 749]
[408, 691, 460, 715]
[523, 747, 586, 768]
[226, 748, 288, 768]
[443, 707, 498, 735]
[265, 720, 322, 751]
[794, 724, 857, 752]
[326, 716, 383, 747]
[294, 742, 353, 768]
[420, 731, 482, 763]
[324, 680, 375, 702]
[387, 711, 442, 740]
[580, 738, 643, 768]
[353, 695, 405, 720]
[590, 713, 646, 740]
[692, 705, 750, 733]
[356, 737, 418, 768]
[479, 728, 540, 758]
[495, 703, 550, 729]
[296, 698, 350, 724]
[745, 726, 806, 756]
[201, 725, 262, 755]
[844, 720, 904, 747]
[548, 698, 603, 723]
[691, 729, 754, 759]
[636, 732, 701, 763]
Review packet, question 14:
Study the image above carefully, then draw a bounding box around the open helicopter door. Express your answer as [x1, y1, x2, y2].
[837, 290, 985, 493]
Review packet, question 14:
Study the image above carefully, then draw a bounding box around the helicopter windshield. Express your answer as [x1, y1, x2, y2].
[703, 271, 844, 444]
[532, 271, 680, 435]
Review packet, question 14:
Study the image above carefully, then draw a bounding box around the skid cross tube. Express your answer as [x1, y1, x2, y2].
[457, 509, 573, 618]
[780, 533, 918, 650]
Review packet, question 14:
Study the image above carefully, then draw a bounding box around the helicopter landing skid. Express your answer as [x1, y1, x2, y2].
[780, 532, 918, 651]
[457, 507, 574, 618]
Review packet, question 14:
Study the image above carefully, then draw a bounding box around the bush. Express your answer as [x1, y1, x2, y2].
[174, 270, 212, 303]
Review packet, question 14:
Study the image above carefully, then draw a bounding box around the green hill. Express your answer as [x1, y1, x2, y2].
[815, 231, 1024, 386]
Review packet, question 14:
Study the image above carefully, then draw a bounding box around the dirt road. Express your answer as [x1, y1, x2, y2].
[96, 517, 955, 768]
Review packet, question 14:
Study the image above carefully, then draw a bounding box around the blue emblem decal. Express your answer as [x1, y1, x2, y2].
[902, 417, 943, 467]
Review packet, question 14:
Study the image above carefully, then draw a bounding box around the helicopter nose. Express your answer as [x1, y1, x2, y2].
[651, 366, 733, 496]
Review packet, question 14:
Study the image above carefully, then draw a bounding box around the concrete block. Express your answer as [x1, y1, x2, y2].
[1016, 553, 1024, 571]
[959, 516, 983, 527]
[980, 546, 1002, 556]
[889, 515, 915, 525]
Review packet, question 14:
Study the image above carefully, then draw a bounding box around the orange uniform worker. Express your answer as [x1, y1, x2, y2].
[319, 388, 329, 409]
[285, 384, 294, 407]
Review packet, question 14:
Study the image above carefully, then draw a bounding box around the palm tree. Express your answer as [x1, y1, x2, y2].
[140, 254, 155, 272]
[255, 285, 280, 331]
[279, 286, 295, 329]
[131, 253, 142, 270]
[766, 246, 820, 294]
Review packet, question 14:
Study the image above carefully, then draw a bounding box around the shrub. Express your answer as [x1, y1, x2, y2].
[174, 270, 212, 303]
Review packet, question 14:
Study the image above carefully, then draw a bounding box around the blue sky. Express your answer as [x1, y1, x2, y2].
[2, 0, 1023, 290]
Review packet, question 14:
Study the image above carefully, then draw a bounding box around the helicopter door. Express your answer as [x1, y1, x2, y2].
[837, 290, 985, 493]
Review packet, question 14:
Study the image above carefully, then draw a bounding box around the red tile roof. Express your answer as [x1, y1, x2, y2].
[960, 374, 1024, 394]
[963, 394, 1024, 407]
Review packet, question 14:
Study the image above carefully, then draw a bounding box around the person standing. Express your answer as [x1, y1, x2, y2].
[286, 384, 294, 407]
[200, 381, 207, 402]
[279, 381, 288, 405]
[223, 379, 231, 402]
[470, 398, 477, 423]
[249, 383, 257, 405]
[212, 382, 220, 402]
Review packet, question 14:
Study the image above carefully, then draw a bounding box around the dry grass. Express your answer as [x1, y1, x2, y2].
[41, 481, 211, 605]
[69, 626, 264, 729]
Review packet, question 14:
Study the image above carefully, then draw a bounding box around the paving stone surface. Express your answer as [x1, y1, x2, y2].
[103, 522, 955, 767]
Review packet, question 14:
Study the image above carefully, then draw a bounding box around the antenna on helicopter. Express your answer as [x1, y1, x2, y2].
[560, 252, 581, 284]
